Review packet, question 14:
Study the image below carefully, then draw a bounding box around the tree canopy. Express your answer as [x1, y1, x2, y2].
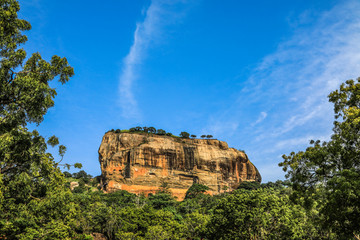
[280, 78, 360, 238]
[0, 1, 80, 238]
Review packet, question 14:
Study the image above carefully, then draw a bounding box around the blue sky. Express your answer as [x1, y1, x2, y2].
[20, 0, 360, 182]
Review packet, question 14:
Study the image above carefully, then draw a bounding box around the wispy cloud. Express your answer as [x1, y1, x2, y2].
[250, 0, 360, 141]
[205, 0, 360, 182]
[118, 0, 189, 119]
[252, 112, 267, 126]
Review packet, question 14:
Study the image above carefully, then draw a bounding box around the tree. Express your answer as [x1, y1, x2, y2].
[206, 135, 213, 139]
[72, 170, 93, 184]
[185, 184, 209, 199]
[166, 132, 172, 136]
[280, 78, 360, 238]
[190, 134, 196, 138]
[206, 188, 320, 240]
[148, 126, 156, 134]
[183, 211, 210, 240]
[156, 129, 166, 135]
[237, 181, 260, 190]
[180, 131, 190, 138]
[63, 171, 72, 178]
[0, 1, 84, 238]
[200, 135, 206, 139]
[135, 126, 142, 132]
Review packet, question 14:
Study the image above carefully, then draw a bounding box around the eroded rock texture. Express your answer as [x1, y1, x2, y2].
[99, 132, 261, 200]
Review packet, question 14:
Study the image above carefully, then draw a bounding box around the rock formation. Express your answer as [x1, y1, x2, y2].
[99, 132, 261, 200]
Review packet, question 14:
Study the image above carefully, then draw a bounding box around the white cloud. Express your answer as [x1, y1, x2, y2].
[118, 0, 189, 119]
[257, 163, 285, 183]
[254, 1, 360, 140]
[271, 134, 331, 153]
[205, 0, 360, 182]
[252, 112, 267, 126]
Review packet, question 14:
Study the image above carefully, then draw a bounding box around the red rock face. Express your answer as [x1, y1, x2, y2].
[99, 132, 261, 200]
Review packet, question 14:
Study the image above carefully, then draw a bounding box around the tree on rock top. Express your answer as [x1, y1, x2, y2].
[180, 131, 190, 138]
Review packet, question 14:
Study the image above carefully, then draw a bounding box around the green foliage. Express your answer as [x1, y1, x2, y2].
[237, 181, 260, 190]
[0, 1, 90, 238]
[206, 188, 320, 240]
[206, 135, 213, 139]
[180, 131, 190, 138]
[185, 183, 209, 199]
[72, 170, 93, 183]
[47, 135, 59, 147]
[109, 127, 201, 139]
[148, 126, 156, 134]
[261, 180, 288, 190]
[103, 190, 137, 208]
[148, 192, 176, 210]
[156, 128, 166, 135]
[63, 171, 72, 178]
[280, 78, 360, 238]
[74, 162, 83, 169]
[183, 211, 210, 239]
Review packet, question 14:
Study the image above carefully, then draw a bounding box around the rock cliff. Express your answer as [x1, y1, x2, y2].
[99, 132, 261, 200]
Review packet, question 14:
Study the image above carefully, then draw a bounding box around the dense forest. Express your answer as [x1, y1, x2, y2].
[0, 0, 359, 239]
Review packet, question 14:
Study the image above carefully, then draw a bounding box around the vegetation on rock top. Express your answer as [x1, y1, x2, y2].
[106, 126, 214, 140]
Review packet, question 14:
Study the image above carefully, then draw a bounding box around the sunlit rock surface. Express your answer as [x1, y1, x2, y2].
[99, 132, 261, 200]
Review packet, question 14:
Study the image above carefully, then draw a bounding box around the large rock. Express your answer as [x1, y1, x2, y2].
[99, 132, 261, 200]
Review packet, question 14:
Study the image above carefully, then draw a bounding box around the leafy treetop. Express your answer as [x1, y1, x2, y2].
[280, 78, 360, 238]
